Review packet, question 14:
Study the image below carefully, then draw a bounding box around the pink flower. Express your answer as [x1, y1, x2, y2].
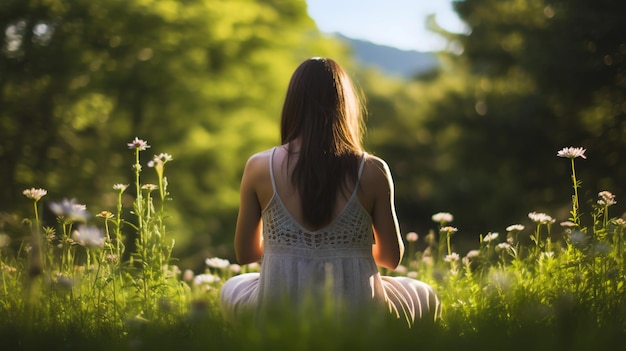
[557, 147, 586, 159]
[23, 188, 47, 201]
[127, 137, 151, 151]
[597, 191, 616, 206]
[432, 212, 453, 224]
[405, 232, 419, 242]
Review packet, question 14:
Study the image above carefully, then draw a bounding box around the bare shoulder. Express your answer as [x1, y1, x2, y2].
[244, 148, 273, 171]
[360, 153, 394, 198]
[239, 149, 275, 189]
[362, 154, 392, 182]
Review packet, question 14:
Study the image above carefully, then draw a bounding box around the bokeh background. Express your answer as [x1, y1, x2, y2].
[1, 0, 624, 271]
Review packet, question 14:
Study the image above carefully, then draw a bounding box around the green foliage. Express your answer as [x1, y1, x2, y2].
[5, 140, 191, 334]
[0, 0, 351, 264]
[363, 0, 626, 237]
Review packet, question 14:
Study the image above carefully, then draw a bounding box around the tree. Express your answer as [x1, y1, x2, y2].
[0, 0, 351, 266]
[363, 0, 626, 242]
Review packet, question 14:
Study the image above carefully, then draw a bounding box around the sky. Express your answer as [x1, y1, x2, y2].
[305, 0, 469, 52]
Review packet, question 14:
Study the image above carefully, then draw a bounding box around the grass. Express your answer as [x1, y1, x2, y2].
[1, 143, 624, 350]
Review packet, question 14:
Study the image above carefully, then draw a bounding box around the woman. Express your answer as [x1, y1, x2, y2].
[220, 57, 440, 326]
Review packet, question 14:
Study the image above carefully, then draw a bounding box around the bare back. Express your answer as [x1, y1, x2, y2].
[265, 145, 371, 231]
[235, 144, 401, 269]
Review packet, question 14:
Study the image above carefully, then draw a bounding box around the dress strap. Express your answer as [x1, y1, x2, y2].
[351, 152, 367, 197]
[269, 147, 278, 192]
[357, 152, 367, 181]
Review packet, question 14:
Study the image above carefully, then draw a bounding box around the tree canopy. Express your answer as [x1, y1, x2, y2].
[365, 0, 625, 240]
[2, 0, 624, 264]
[0, 0, 350, 265]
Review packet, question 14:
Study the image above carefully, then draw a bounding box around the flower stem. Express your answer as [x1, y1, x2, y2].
[570, 158, 581, 227]
[135, 148, 143, 232]
[115, 190, 124, 260]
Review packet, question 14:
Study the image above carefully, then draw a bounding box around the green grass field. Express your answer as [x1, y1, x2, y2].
[1, 143, 624, 350]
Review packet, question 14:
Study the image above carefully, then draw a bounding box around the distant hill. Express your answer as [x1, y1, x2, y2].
[334, 33, 440, 79]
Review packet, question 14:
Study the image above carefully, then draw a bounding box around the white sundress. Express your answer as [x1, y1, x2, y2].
[219, 148, 441, 326]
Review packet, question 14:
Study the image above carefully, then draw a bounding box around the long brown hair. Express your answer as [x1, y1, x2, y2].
[280, 57, 365, 227]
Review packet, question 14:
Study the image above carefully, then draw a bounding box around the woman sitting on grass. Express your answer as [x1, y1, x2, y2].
[220, 57, 441, 327]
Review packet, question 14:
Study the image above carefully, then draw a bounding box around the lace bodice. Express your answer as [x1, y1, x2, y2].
[261, 148, 373, 252]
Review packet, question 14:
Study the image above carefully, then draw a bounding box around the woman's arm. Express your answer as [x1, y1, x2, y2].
[367, 157, 404, 270]
[233, 155, 265, 264]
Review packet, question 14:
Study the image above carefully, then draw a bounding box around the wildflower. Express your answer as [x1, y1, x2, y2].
[506, 225, 523, 245]
[49, 198, 89, 221]
[22, 188, 48, 201]
[141, 184, 158, 191]
[158, 153, 174, 162]
[71, 225, 105, 249]
[43, 227, 56, 241]
[557, 147, 586, 159]
[405, 232, 419, 242]
[432, 212, 453, 224]
[597, 191, 616, 206]
[205, 257, 230, 269]
[506, 224, 524, 232]
[193, 273, 221, 286]
[496, 242, 511, 252]
[113, 184, 129, 191]
[482, 232, 499, 243]
[444, 253, 460, 262]
[229, 264, 242, 274]
[614, 218, 626, 227]
[96, 211, 114, 219]
[127, 137, 150, 151]
[465, 250, 480, 259]
[440, 226, 458, 234]
[560, 221, 576, 228]
[528, 212, 555, 224]
[106, 254, 118, 263]
[148, 153, 174, 168]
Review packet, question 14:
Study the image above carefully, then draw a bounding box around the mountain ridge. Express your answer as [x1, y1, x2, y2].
[333, 33, 440, 79]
